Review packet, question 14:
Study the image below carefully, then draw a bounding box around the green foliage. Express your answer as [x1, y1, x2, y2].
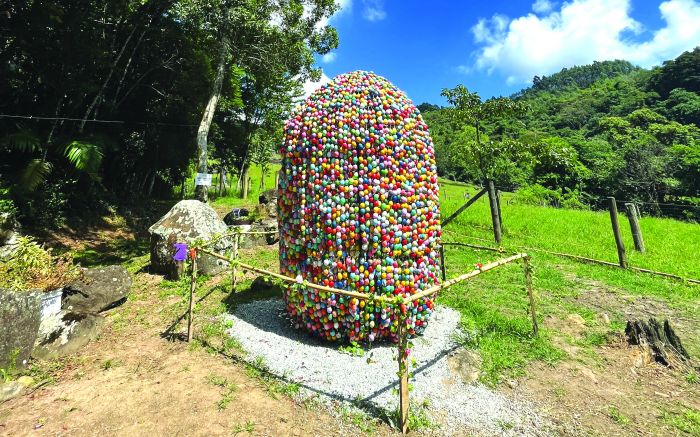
[440, 84, 529, 183]
[663, 407, 700, 436]
[0, 187, 18, 215]
[515, 60, 640, 98]
[1, 0, 338, 225]
[338, 341, 366, 357]
[0, 236, 80, 291]
[513, 184, 586, 209]
[607, 406, 631, 425]
[425, 50, 700, 217]
[64, 141, 104, 179]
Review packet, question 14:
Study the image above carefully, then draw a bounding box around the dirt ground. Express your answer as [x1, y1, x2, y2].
[4, 218, 699, 437]
[503, 281, 700, 437]
[0, 269, 390, 437]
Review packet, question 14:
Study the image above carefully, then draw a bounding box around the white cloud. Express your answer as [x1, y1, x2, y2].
[302, 72, 332, 98]
[303, 0, 353, 31]
[469, 0, 700, 86]
[362, 0, 386, 21]
[321, 52, 337, 63]
[532, 0, 555, 14]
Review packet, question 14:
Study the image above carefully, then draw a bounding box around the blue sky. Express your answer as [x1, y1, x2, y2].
[306, 0, 700, 104]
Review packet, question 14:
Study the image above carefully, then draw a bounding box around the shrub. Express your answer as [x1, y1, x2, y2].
[0, 236, 81, 291]
[0, 187, 17, 216]
[514, 184, 587, 209]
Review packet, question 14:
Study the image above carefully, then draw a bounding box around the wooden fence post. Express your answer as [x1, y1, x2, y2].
[439, 245, 446, 282]
[187, 250, 198, 342]
[397, 311, 409, 435]
[523, 256, 538, 336]
[625, 202, 645, 253]
[275, 170, 280, 188]
[496, 189, 503, 227]
[487, 181, 502, 243]
[608, 197, 628, 268]
[231, 234, 240, 292]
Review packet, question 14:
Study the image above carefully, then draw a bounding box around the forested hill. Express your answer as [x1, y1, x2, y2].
[511, 60, 641, 98]
[421, 47, 700, 220]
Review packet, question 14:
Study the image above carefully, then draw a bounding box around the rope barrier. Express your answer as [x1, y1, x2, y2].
[188, 240, 537, 435]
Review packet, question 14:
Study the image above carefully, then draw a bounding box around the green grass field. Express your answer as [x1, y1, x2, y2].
[436, 179, 700, 391]
[438, 180, 700, 280]
[202, 172, 699, 388]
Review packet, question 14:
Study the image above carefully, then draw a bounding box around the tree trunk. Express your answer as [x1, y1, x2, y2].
[626, 318, 690, 368]
[195, 35, 230, 203]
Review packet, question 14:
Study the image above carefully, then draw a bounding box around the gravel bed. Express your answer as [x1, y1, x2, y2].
[225, 298, 549, 436]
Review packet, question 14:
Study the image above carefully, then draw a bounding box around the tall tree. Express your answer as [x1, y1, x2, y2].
[176, 0, 338, 202]
[440, 85, 529, 184]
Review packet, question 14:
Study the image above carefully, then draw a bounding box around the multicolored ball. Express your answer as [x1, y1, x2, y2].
[278, 71, 442, 342]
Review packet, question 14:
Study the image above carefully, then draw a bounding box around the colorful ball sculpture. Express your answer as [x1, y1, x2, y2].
[278, 71, 441, 342]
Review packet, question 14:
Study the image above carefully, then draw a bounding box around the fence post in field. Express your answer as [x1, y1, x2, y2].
[496, 189, 503, 227]
[439, 245, 446, 282]
[275, 170, 280, 188]
[487, 180, 502, 243]
[187, 251, 198, 342]
[625, 202, 645, 253]
[231, 234, 240, 292]
[397, 311, 409, 434]
[608, 197, 628, 268]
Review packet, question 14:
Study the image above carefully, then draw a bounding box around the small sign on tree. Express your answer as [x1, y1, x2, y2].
[195, 173, 212, 186]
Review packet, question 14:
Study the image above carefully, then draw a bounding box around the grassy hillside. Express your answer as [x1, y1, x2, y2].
[439, 180, 700, 280]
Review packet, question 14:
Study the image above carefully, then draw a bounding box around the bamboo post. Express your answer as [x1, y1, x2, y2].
[187, 250, 198, 342]
[608, 197, 628, 268]
[487, 180, 502, 243]
[397, 311, 409, 435]
[439, 245, 446, 282]
[231, 234, 240, 292]
[625, 202, 645, 253]
[523, 256, 538, 336]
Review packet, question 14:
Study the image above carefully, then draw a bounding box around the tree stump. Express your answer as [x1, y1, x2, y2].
[625, 318, 690, 368]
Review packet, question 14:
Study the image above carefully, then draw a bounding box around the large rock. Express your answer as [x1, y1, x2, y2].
[62, 265, 132, 315]
[33, 312, 104, 359]
[0, 212, 21, 259]
[235, 220, 279, 249]
[148, 200, 232, 277]
[223, 208, 252, 226]
[258, 189, 278, 218]
[0, 289, 41, 369]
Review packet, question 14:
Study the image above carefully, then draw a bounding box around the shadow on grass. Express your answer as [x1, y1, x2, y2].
[73, 237, 150, 267]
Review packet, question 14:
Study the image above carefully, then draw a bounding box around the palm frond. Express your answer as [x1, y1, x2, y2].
[1, 129, 42, 153]
[19, 159, 53, 191]
[64, 141, 104, 179]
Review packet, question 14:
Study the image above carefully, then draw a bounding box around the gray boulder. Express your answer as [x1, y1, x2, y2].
[223, 208, 252, 226]
[0, 289, 42, 369]
[33, 312, 104, 360]
[1, 376, 35, 403]
[258, 189, 278, 218]
[0, 212, 21, 259]
[62, 265, 132, 315]
[148, 200, 232, 277]
[1, 381, 24, 403]
[235, 220, 279, 249]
